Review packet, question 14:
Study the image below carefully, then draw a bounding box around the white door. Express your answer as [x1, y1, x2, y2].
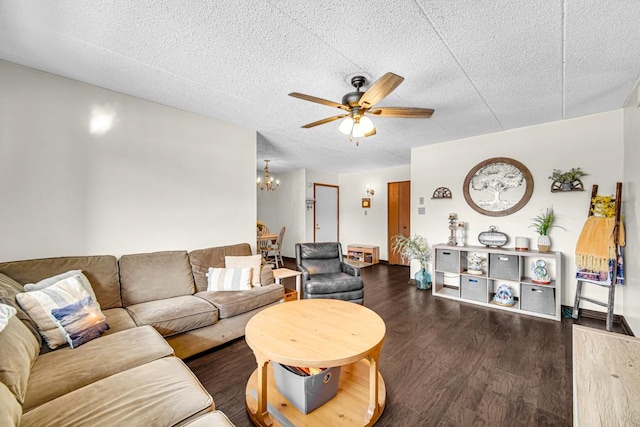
[314, 184, 339, 242]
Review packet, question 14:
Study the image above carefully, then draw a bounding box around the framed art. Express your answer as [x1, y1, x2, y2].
[463, 157, 534, 217]
[362, 198, 371, 208]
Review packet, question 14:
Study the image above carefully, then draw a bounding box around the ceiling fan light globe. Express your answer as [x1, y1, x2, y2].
[360, 115, 375, 133]
[352, 122, 365, 138]
[339, 116, 354, 134]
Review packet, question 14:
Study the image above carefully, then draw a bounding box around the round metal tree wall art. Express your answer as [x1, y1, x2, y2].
[463, 157, 534, 217]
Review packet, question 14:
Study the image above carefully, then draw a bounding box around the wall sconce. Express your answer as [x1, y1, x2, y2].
[366, 185, 375, 197]
[305, 198, 315, 211]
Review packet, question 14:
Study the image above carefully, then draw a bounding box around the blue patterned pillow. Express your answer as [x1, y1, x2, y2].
[51, 296, 109, 348]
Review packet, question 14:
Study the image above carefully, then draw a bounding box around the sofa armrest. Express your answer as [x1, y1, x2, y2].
[260, 264, 274, 286]
[341, 262, 361, 277]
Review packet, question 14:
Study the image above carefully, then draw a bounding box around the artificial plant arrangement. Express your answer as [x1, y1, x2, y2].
[548, 167, 587, 191]
[391, 234, 432, 289]
[530, 206, 565, 252]
[391, 234, 431, 267]
[548, 167, 587, 184]
[257, 220, 267, 235]
[590, 195, 616, 217]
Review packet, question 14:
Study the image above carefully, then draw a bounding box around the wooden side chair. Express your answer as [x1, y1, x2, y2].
[264, 226, 286, 269]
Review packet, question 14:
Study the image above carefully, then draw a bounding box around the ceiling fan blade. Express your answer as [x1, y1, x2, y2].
[364, 126, 376, 137]
[301, 114, 348, 128]
[289, 92, 350, 111]
[368, 107, 434, 118]
[358, 72, 404, 109]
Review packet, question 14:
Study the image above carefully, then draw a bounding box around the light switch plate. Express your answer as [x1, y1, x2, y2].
[418, 207, 426, 215]
[419, 196, 425, 205]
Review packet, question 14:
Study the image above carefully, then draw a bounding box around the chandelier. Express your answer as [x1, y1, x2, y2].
[256, 160, 280, 191]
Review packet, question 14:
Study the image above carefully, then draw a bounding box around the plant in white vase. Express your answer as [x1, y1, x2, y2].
[391, 234, 432, 289]
[530, 206, 564, 252]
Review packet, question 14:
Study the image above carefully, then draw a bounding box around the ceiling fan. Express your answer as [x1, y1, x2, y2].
[289, 72, 434, 143]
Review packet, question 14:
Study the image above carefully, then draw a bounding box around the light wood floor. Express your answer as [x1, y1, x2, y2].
[186, 260, 627, 426]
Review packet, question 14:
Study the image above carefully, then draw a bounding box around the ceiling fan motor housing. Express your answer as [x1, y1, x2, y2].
[342, 75, 367, 107]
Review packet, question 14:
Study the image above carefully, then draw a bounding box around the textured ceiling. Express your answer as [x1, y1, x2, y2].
[1, 1, 639, 174]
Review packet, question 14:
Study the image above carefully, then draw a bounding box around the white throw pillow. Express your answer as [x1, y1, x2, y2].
[206, 267, 252, 291]
[16, 275, 92, 349]
[25, 270, 100, 307]
[225, 255, 262, 287]
[0, 303, 17, 333]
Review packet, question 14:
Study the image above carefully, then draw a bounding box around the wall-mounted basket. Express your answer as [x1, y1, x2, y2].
[551, 179, 584, 192]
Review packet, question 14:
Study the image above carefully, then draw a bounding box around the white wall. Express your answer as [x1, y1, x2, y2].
[257, 168, 306, 259]
[338, 165, 411, 260]
[412, 110, 624, 311]
[0, 60, 257, 260]
[623, 82, 640, 334]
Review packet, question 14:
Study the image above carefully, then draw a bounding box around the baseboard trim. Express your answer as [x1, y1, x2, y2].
[562, 305, 635, 337]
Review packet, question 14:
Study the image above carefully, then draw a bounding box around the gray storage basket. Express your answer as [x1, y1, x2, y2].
[488, 253, 520, 281]
[460, 276, 488, 303]
[436, 249, 460, 273]
[520, 284, 555, 316]
[272, 362, 341, 414]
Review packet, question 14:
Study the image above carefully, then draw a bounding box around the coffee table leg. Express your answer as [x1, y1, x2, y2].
[367, 348, 382, 419]
[254, 354, 273, 426]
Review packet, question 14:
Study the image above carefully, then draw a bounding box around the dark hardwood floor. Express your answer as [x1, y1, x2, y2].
[186, 260, 625, 426]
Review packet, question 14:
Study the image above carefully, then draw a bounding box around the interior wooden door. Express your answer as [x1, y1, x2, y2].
[388, 181, 411, 265]
[314, 184, 339, 242]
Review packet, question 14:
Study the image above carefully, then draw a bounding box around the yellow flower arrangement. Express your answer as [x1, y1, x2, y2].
[591, 195, 616, 217]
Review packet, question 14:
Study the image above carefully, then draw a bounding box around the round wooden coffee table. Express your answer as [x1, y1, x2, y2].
[245, 299, 386, 426]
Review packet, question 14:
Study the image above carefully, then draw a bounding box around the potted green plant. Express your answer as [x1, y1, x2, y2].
[548, 167, 587, 191]
[530, 206, 564, 252]
[391, 234, 432, 289]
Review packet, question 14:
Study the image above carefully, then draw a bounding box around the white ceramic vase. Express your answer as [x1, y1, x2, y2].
[537, 235, 551, 253]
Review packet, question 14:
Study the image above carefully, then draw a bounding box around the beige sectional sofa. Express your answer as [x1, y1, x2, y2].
[0, 243, 284, 426]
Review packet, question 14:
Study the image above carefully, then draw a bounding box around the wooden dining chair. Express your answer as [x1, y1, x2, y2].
[264, 226, 286, 268]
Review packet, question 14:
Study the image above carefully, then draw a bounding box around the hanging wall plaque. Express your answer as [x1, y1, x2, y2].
[463, 157, 534, 217]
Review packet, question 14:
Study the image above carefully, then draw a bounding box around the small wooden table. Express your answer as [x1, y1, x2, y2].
[573, 325, 640, 425]
[272, 268, 302, 300]
[245, 299, 386, 426]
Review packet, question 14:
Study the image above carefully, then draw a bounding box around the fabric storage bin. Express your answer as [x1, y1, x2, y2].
[460, 276, 488, 302]
[436, 249, 460, 273]
[520, 284, 555, 316]
[272, 362, 341, 414]
[488, 253, 519, 281]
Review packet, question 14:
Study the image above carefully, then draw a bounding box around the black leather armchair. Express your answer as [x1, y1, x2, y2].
[295, 242, 364, 304]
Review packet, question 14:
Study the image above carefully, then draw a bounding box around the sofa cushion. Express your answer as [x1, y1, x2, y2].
[16, 275, 93, 349]
[194, 284, 284, 319]
[189, 244, 252, 292]
[183, 411, 235, 426]
[101, 307, 137, 336]
[126, 295, 218, 337]
[0, 314, 39, 404]
[0, 255, 121, 309]
[0, 273, 41, 345]
[120, 251, 195, 306]
[306, 273, 364, 294]
[0, 381, 21, 427]
[23, 325, 173, 411]
[225, 254, 262, 287]
[20, 357, 214, 427]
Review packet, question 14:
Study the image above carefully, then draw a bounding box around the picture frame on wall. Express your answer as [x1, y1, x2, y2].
[463, 157, 534, 217]
[362, 198, 371, 208]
